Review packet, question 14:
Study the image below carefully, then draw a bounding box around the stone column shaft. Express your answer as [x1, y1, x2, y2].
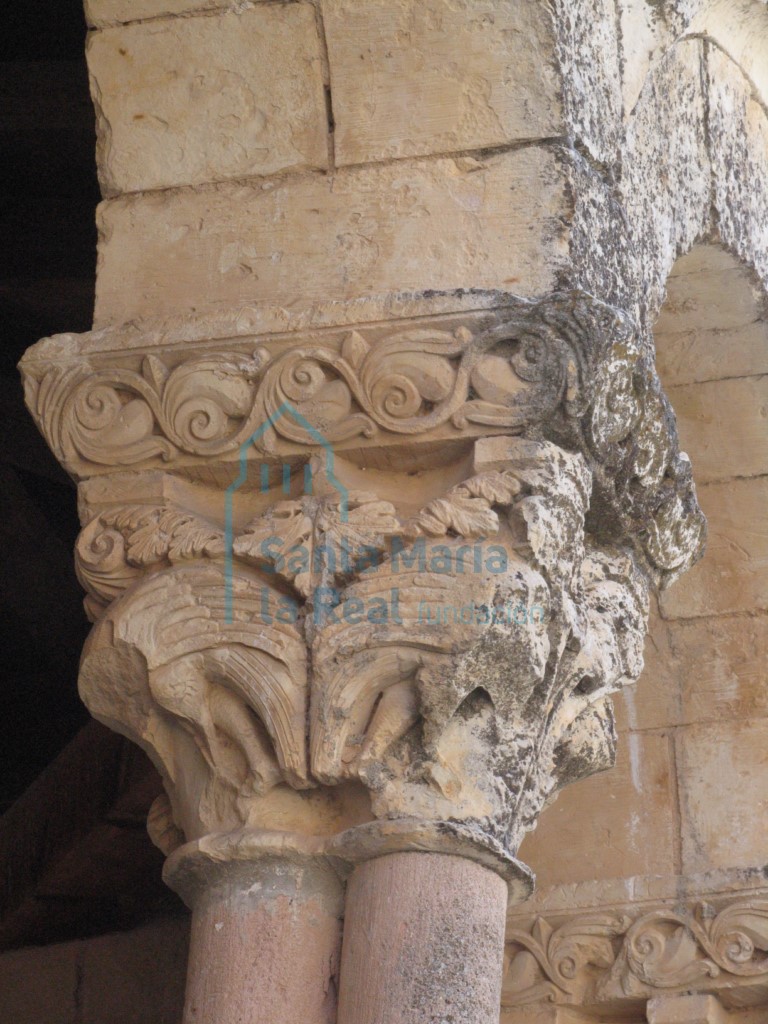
[168, 849, 343, 1024]
[337, 852, 508, 1024]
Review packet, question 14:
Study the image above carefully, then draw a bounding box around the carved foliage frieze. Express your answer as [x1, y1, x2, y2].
[504, 899, 768, 1007]
[24, 297, 615, 467]
[22, 291, 706, 582]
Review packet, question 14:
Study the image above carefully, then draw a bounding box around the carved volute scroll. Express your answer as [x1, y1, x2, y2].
[503, 894, 768, 1010]
[22, 291, 706, 884]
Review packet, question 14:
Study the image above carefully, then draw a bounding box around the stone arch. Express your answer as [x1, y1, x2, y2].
[518, 237, 768, 887]
[617, 35, 768, 338]
[686, 0, 768, 109]
[655, 242, 768, 619]
[565, 21, 767, 365]
[620, 1, 768, 119]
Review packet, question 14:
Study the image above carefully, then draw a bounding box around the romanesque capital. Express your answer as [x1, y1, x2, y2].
[21, 290, 706, 887]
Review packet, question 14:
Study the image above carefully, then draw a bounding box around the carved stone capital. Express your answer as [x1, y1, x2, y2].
[23, 291, 706, 884]
[21, 290, 705, 584]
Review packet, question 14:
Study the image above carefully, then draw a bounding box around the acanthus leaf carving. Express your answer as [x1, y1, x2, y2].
[73, 432, 651, 858]
[614, 902, 768, 993]
[504, 912, 632, 1004]
[76, 503, 226, 616]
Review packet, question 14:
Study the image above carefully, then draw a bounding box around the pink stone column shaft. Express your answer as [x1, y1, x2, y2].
[181, 858, 342, 1024]
[336, 851, 509, 1024]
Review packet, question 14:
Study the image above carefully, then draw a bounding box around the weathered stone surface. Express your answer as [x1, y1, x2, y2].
[85, 0, 232, 28]
[553, 0, 622, 165]
[627, 610, 768, 730]
[667, 376, 768, 484]
[674, 613, 768, 726]
[75, 434, 650, 859]
[655, 245, 767, 341]
[504, 881, 768, 1011]
[88, 5, 327, 195]
[564, 32, 768, 348]
[175, 856, 342, 1024]
[17, 289, 704, 877]
[707, 45, 768, 288]
[657, 320, 768, 388]
[93, 148, 568, 325]
[565, 147, 640, 313]
[337, 853, 507, 1024]
[517, 730, 677, 886]
[621, 40, 711, 327]
[616, 0, 676, 117]
[21, 293, 706, 600]
[691, 0, 768, 110]
[501, 1009, 588, 1024]
[323, 0, 562, 166]
[615, 600, 681, 733]
[647, 994, 731, 1024]
[80, 4, 768, 353]
[660, 477, 768, 619]
[677, 718, 768, 874]
[14, 3, 768, 1021]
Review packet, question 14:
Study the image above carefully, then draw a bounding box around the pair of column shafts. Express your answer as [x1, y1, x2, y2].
[181, 848, 508, 1024]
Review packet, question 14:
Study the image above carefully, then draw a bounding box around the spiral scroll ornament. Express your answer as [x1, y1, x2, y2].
[23, 292, 707, 584]
[504, 900, 768, 1007]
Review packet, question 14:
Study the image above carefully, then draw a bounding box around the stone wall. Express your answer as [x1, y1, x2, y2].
[518, 243, 768, 884]
[506, 244, 768, 1021]
[84, 0, 571, 326]
[0, 917, 188, 1024]
[9, 1, 768, 1022]
[75, 1, 768, 346]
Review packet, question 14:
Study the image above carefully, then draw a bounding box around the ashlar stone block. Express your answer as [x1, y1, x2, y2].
[322, 0, 562, 166]
[656, 320, 768, 388]
[627, 608, 768, 730]
[667, 376, 768, 485]
[87, 4, 328, 194]
[677, 718, 768, 874]
[660, 477, 768, 619]
[517, 731, 677, 886]
[674, 613, 768, 726]
[93, 148, 569, 324]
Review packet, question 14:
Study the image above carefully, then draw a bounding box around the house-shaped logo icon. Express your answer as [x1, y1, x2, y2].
[224, 401, 349, 622]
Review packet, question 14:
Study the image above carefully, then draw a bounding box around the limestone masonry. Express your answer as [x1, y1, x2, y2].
[10, 2, 768, 1023]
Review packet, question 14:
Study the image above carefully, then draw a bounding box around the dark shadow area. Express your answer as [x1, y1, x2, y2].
[0, 3, 181, 952]
[0, 1, 98, 813]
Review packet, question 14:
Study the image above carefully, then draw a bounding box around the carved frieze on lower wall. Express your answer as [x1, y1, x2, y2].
[503, 879, 768, 1014]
